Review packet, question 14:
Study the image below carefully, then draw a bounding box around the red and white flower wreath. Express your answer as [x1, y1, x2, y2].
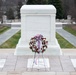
[29, 34, 48, 54]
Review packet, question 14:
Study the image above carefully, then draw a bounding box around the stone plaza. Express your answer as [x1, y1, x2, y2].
[0, 49, 76, 75]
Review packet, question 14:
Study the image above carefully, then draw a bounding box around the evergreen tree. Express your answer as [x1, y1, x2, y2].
[6, 8, 14, 20]
[27, 0, 63, 19]
[48, 0, 63, 19]
[17, 1, 23, 19]
[27, 0, 48, 5]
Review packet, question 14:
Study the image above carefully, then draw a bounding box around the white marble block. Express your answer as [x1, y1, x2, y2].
[15, 5, 62, 55]
[27, 58, 50, 69]
[0, 59, 6, 68]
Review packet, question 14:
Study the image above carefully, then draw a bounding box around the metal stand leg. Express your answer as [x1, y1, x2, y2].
[32, 52, 46, 71]
[42, 53, 46, 71]
[32, 52, 36, 71]
[37, 53, 39, 70]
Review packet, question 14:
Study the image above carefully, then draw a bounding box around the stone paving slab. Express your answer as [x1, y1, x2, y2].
[22, 72, 56, 75]
[70, 72, 76, 75]
[0, 54, 75, 72]
[60, 56, 75, 72]
[0, 72, 76, 75]
[0, 53, 76, 75]
[56, 72, 70, 75]
[0, 72, 7, 75]
[7, 71, 21, 75]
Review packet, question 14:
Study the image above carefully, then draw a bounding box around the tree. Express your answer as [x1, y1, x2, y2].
[27, 0, 63, 19]
[6, 8, 14, 19]
[62, 0, 76, 20]
[0, 0, 2, 19]
[48, 0, 63, 19]
[61, 0, 70, 18]
[17, 1, 23, 19]
[27, 0, 48, 4]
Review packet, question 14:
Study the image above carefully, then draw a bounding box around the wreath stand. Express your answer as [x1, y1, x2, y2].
[29, 34, 48, 71]
[32, 51, 46, 71]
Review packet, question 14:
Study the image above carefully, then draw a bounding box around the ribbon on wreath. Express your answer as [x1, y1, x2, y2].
[33, 34, 43, 65]
[34, 34, 43, 52]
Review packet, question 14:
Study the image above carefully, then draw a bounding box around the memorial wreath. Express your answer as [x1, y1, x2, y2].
[29, 34, 48, 54]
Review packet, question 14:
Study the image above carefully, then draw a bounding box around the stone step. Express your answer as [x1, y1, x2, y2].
[0, 72, 76, 75]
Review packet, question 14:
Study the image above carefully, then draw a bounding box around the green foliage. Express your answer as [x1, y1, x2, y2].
[27, 0, 48, 4]
[48, 0, 63, 19]
[6, 8, 14, 19]
[27, 0, 63, 19]
[17, 1, 23, 19]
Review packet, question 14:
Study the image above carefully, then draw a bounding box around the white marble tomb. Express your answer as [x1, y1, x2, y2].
[15, 5, 62, 55]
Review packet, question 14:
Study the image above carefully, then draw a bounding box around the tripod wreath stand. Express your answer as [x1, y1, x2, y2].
[29, 34, 48, 70]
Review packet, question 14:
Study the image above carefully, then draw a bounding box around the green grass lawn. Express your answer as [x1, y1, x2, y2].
[63, 26, 76, 36]
[56, 33, 75, 48]
[0, 31, 75, 48]
[0, 26, 10, 34]
[0, 31, 21, 48]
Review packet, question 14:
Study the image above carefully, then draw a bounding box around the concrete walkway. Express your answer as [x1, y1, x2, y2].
[0, 49, 76, 75]
[0, 29, 20, 45]
[0, 72, 76, 75]
[57, 29, 76, 47]
[0, 52, 76, 75]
